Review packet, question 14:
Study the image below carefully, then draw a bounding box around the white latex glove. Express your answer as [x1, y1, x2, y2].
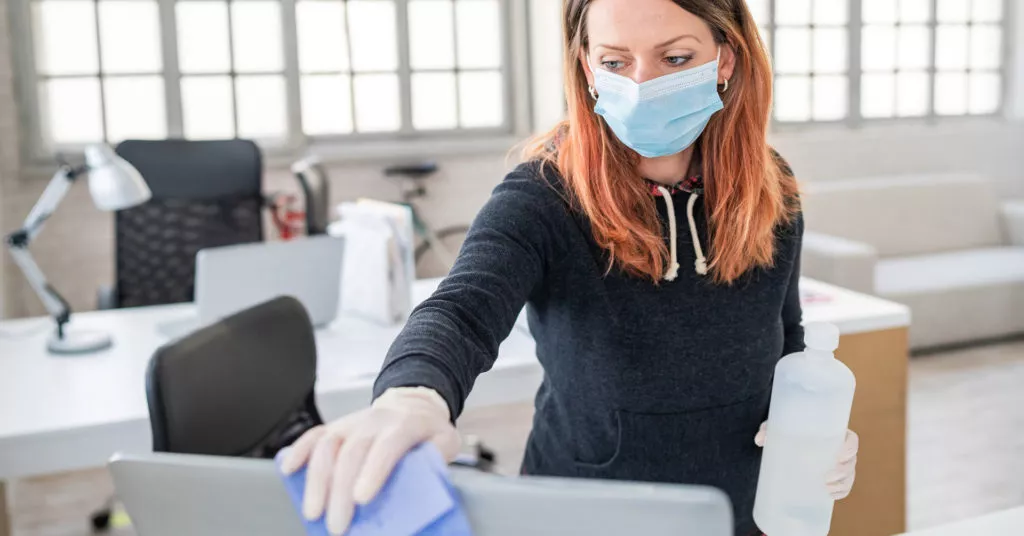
[281, 387, 460, 535]
[754, 422, 859, 500]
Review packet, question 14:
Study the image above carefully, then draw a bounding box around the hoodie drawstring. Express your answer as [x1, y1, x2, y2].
[656, 187, 708, 281]
[686, 192, 709, 276]
[656, 186, 681, 281]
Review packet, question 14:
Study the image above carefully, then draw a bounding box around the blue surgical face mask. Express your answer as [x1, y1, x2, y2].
[591, 49, 725, 158]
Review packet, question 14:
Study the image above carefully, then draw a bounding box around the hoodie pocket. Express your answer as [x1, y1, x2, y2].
[572, 389, 770, 486]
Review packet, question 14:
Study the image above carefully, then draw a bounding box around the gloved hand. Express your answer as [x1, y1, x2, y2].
[281, 387, 461, 536]
[754, 422, 859, 500]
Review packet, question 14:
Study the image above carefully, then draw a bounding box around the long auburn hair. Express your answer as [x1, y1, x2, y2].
[523, 0, 799, 284]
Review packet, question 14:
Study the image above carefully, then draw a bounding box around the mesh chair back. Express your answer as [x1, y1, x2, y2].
[146, 296, 322, 457]
[113, 139, 265, 308]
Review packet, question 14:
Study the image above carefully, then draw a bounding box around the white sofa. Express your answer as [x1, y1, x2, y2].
[800, 174, 1024, 350]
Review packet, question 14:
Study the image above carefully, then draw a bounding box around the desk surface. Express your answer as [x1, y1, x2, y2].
[897, 507, 1024, 535]
[0, 278, 908, 479]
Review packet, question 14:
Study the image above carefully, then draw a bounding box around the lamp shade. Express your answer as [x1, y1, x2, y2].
[84, 144, 152, 211]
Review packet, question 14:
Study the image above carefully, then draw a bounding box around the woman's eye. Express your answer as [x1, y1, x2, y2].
[601, 60, 626, 71]
[665, 55, 693, 67]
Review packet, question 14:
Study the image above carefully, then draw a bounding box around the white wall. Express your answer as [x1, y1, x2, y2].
[0, 2, 19, 320]
[773, 121, 1024, 197]
[529, 0, 565, 133]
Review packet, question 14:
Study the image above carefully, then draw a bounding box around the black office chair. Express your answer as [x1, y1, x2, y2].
[90, 297, 321, 531]
[99, 139, 265, 309]
[146, 296, 323, 456]
[291, 155, 332, 236]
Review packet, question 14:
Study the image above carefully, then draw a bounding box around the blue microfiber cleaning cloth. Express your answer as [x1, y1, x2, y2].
[275, 444, 473, 536]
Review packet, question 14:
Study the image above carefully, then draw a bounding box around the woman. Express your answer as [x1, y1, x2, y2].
[283, 1, 859, 534]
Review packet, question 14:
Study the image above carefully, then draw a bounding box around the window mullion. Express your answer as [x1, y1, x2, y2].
[226, 1, 240, 137]
[450, 0, 463, 128]
[395, 0, 414, 135]
[927, 0, 939, 120]
[506, 0, 528, 135]
[92, 0, 109, 142]
[849, 0, 863, 125]
[158, 0, 184, 138]
[11, 0, 46, 159]
[767, 0, 777, 125]
[280, 0, 304, 147]
[1000, 0, 1013, 117]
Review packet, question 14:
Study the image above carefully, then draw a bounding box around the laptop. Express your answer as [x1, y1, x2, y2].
[109, 452, 733, 536]
[159, 236, 345, 338]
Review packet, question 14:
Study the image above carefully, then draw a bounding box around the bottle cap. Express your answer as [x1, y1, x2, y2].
[804, 322, 840, 352]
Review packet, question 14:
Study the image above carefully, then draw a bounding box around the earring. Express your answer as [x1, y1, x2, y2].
[589, 85, 599, 100]
[720, 79, 730, 93]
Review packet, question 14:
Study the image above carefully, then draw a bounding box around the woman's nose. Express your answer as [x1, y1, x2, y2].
[632, 61, 661, 84]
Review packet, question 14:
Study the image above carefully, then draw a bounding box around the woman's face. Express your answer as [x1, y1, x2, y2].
[581, 0, 736, 86]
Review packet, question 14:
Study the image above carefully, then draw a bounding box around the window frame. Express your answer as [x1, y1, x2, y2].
[9, 0, 534, 166]
[760, 0, 1014, 128]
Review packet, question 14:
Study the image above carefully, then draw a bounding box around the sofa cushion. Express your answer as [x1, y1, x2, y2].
[876, 247, 1024, 295]
[802, 175, 1003, 257]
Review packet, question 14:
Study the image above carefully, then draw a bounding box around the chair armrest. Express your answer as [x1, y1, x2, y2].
[97, 284, 118, 310]
[801, 231, 878, 295]
[1000, 200, 1024, 246]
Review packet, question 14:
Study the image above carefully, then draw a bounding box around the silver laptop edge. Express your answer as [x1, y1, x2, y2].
[109, 451, 733, 536]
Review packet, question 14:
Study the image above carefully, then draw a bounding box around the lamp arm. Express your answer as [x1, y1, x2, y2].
[6, 245, 71, 326]
[4, 166, 81, 330]
[21, 166, 83, 241]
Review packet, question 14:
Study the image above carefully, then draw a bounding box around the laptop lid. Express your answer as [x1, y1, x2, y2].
[109, 452, 733, 536]
[194, 236, 345, 327]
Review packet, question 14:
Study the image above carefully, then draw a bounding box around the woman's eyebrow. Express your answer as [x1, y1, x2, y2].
[595, 34, 702, 52]
[594, 43, 631, 52]
[655, 34, 702, 48]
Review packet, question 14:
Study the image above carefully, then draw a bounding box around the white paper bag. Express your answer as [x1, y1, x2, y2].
[329, 200, 414, 325]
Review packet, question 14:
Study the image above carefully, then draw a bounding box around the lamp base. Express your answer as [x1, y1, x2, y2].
[47, 328, 113, 355]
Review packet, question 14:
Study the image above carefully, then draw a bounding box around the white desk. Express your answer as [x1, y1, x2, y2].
[0, 281, 541, 480]
[0, 278, 908, 535]
[897, 507, 1024, 535]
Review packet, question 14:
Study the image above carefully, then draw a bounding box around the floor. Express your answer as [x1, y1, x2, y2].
[5, 339, 1024, 536]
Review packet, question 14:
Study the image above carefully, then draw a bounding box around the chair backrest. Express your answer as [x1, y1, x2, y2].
[113, 139, 265, 308]
[291, 156, 332, 235]
[146, 296, 322, 458]
[801, 174, 1003, 258]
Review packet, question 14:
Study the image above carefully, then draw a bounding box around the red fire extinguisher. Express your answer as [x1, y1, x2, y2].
[268, 193, 306, 241]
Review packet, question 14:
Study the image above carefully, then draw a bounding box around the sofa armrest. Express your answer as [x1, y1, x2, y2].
[1000, 200, 1024, 246]
[801, 231, 878, 295]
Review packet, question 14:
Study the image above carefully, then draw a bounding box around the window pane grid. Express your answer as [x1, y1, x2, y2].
[177, 0, 291, 140]
[755, 0, 1008, 125]
[406, 0, 506, 132]
[23, 0, 513, 152]
[20, 0, 1012, 154]
[859, 0, 1005, 119]
[772, 0, 850, 122]
[31, 0, 173, 145]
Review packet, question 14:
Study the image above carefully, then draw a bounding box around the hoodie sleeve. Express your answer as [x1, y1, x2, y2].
[773, 147, 805, 356]
[781, 212, 805, 356]
[372, 163, 566, 419]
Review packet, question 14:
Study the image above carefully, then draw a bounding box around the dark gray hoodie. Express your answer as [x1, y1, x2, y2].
[374, 159, 804, 536]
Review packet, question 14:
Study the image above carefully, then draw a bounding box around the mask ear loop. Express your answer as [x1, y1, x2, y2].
[586, 55, 600, 100]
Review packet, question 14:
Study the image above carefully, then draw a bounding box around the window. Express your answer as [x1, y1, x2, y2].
[15, 0, 516, 156]
[33, 0, 167, 144]
[748, 0, 1009, 123]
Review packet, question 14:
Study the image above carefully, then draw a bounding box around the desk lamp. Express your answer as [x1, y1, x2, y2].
[4, 144, 152, 354]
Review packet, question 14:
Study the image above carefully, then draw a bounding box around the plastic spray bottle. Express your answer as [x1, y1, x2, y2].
[753, 322, 855, 536]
